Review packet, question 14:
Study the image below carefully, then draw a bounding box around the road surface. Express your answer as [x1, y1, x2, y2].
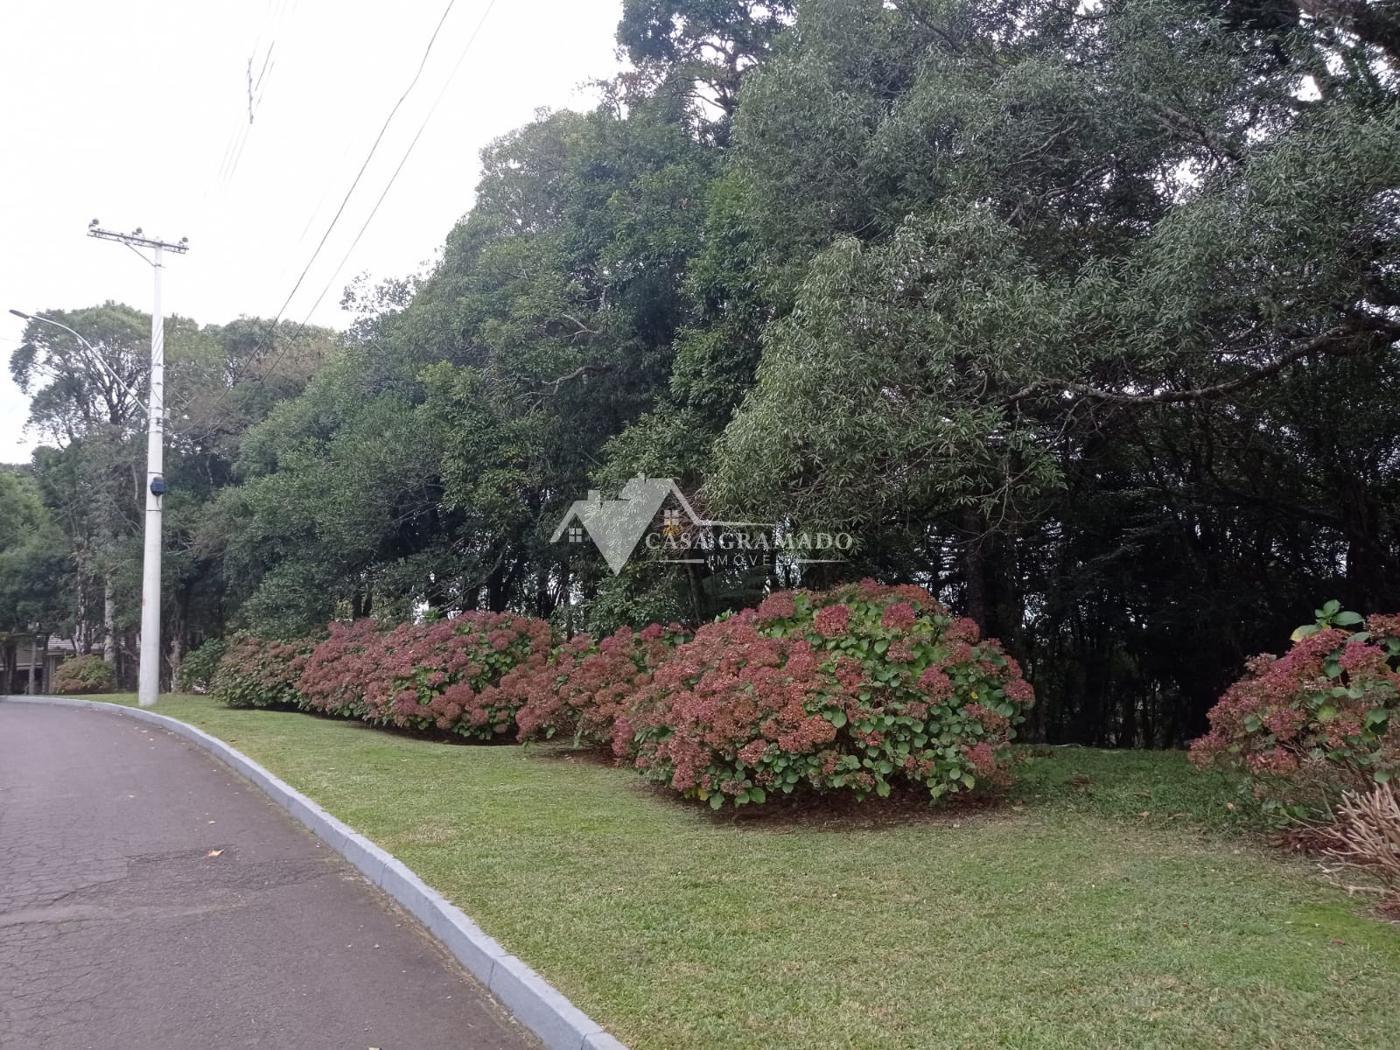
[0, 701, 537, 1050]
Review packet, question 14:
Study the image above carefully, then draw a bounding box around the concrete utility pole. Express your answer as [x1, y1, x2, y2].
[88, 221, 189, 707]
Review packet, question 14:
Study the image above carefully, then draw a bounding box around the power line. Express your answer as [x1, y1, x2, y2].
[271, 0, 461, 324]
[207, 2, 286, 199]
[182, 0, 473, 439]
[251, 40, 276, 106]
[301, 0, 499, 322]
[224, 37, 279, 185]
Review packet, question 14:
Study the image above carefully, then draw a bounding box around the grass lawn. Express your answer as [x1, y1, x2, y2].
[98, 693, 1399, 1049]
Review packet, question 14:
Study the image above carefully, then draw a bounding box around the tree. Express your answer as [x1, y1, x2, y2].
[0, 469, 67, 633]
[222, 99, 715, 634]
[11, 304, 151, 672]
[0, 468, 68, 692]
[617, 0, 796, 140]
[703, 0, 1400, 739]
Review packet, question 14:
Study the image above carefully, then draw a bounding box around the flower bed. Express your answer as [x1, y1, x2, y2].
[210, 582, 1036, 805]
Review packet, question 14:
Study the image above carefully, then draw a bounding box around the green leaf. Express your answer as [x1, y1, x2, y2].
[709, 793, 725, 810]
[827, 710, 848, 729]
[1333, 611, 1363, 626]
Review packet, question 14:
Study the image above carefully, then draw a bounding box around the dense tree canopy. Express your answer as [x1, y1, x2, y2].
[7, 307, 334, 680]
[0, 469, 66, 633]
[5, 0, 1397, 742]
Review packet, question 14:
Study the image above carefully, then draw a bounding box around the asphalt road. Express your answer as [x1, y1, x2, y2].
[0, 701, 538, 1050]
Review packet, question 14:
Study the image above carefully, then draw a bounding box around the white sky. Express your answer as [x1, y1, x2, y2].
[0, 0, 623, 463]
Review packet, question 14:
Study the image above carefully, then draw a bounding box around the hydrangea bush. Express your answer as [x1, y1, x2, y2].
[211, 632, 314, 709]
[175, 637, 227, 693]
[619, 581, 1034, 808]
[1191, 603, 1400, 817]
[297, 619, 385, 718]
[512, 623, 687, 746]
[52, 654, 116, 695]
[355, 613, 553, 740]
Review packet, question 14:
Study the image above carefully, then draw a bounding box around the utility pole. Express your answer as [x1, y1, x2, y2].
[88, 221, 189, 707]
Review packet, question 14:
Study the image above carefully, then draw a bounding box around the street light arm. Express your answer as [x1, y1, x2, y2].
[9, 309, 149, 415]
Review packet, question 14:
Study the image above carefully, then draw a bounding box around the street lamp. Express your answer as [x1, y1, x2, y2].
[9, 310, 147, 413]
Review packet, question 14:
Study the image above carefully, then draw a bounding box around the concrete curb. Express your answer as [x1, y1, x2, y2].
[1, 695, 627, 1050]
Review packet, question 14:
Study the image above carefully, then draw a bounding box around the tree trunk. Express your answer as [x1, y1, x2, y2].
[167, 633, 181, 691]
[534, 570, 552, 619]
[961, 511, 989, 630]
[560, 563, 574, 637]
[76, 581, 90, 654]
[1, 638, 15, 695]
[102, 576, 117, 667]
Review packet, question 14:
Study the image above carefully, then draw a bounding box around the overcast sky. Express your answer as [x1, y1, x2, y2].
[0, 0, 623, 463]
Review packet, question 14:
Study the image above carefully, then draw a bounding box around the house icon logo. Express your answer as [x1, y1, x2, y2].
[552, 477, 845, 574]
[551, 476, 703, 574]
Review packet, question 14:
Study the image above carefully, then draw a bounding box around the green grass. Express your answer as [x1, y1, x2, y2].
[1011, 745, 1261, 830]
[98, 693, 1399, 1049]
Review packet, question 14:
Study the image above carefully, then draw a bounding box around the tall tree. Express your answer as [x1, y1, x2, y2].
[703, 0, 1400, 739]
[617, 0, 796, 141]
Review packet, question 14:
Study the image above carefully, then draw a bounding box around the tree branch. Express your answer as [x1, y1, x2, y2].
[1008, 324, 1397, 406]
[518, 362, 613, 409]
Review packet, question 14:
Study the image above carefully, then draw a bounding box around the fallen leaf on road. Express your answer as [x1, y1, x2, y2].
[207, 849, 223, 858]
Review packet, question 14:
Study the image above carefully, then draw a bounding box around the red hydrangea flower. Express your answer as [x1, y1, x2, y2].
[881, 602, 917, 630]
[756, 591, 798, 622]
[919, 667, 953, 699]
[814, 603, 851, 637]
